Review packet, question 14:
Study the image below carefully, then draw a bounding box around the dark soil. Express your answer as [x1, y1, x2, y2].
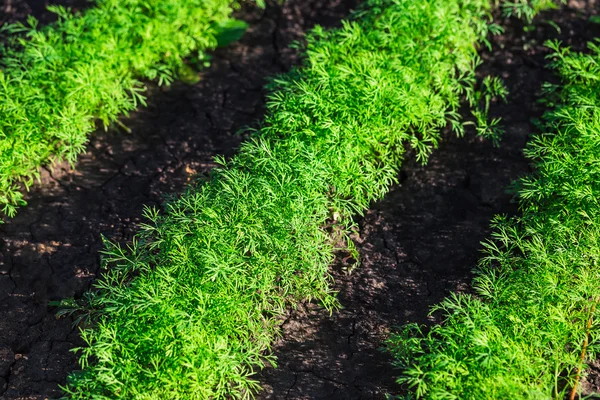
[0, 0, 599, 399]
[256, 2, 600, 399]
[0, 0, 360, 398]
[0, 0, 89, 25]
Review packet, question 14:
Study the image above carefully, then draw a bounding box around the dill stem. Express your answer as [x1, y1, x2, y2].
[569, 296, 599, 400]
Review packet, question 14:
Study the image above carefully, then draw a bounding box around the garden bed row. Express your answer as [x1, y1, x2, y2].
[54, 0, 511, 397]
[0, 0, 250, 218]
[0, 1, 362, 398]
[2, 0, 592, 398]
[389, 35, 600, 399]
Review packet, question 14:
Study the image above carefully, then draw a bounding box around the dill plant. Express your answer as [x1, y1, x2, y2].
[501, 0, 564, 22]
[387, 40, 600, 399]
[0, 0, 248, 219]
[56, 0, 511, 398]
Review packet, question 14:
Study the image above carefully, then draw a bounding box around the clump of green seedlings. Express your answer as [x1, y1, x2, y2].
[58, 0, 507, 397]
[0, 0, 248, 219]
[501, 0, 564, 22]
[387, 40, 600, 399]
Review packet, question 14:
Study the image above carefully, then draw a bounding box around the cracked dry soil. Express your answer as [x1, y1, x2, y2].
[1, 0, 600, 399]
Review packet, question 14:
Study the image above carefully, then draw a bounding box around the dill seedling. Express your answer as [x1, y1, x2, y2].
[388, 38, 600, 400]
[57, 0, 511, 398]
[0, 0, 251, 219]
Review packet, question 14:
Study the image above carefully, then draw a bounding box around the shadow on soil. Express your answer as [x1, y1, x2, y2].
[0, 0, 359, 397]
[256, 3, 600, 399]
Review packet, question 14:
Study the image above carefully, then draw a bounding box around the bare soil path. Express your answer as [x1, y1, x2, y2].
[0, 0, 359, 397]
[256, 3, 600, 398]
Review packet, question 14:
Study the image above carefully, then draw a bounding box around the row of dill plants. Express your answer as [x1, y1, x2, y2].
[0, 0, 253, 219]
[387, 39, 600, 399]
[0, 0, 554, 225]
[56, 0, 515, 397]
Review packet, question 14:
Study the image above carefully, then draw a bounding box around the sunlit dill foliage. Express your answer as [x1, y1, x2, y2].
[0, 0, 251, 219]
[501, 0, 565, 22]
[55, 0, 514, 398]
[387, 40, 600, 400]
